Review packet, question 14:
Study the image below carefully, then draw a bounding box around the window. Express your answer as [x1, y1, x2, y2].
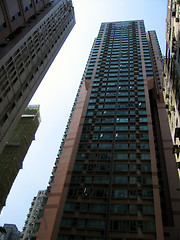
[114, 153, 128, 160]
[101, 126, 114, 131]
[143, 205, 155, 215]
[129, 177, 137, 185]
[64, 202, 75, 212]
[100, 134, 113, 140]
[140, 143, 149, 150]
[87, 219, 105, 230]
[86, 111, 94, 116]
[142, 190, 153, 200]
[129, 190, 137, 199]
[141, 164, 151, 172]
[141, 176, 152, 185]
[89, 203, 106, 213]
[80, 203, 89, 213]
[60, 218, 72, 229]
[129, 220, 138, 232]
[140, 134, 149, 140]
[129, 144, 136, 149]
[85, 176, 93, 184]
[110, 220, 128, 232]
[88, 105, 95, 109]
[143, 221, 156, 233]
[129, 205, 137, 215]
[115, 164, 128, 172]
[96, 164, 110, 172]
[77, 218, 86, 229]
[139, 125, 148, 131]
[129, 165, 137, 172]
[113, 189, 128, 199]
[116, 134, 128, 140]
[115, 143, 128, 150]
[116, 126, 128, 131]
[76, 153, 86, 160]
[114, 176, 128, 184]
[93, 189, 108, 198]
[94, 176, 109, 184]
[116, 118, 129, 123]
[98, 143, 112, 150]
[141, 153, 150, 160]
[110, 204, 128, 214]
[94, 126, 100, 132]
[102, 118, 114, 123]
[71, 176, 81, 184]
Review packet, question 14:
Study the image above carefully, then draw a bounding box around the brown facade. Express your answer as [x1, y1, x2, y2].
[35, 21, 180, 240]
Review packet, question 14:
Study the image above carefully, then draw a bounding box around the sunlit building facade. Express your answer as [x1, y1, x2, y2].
[0, 0, 75, 153]
[36, 21, 180, 240]
[163, 0, 180, 174]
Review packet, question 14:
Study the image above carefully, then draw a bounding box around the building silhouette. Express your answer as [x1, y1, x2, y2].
[35, 20, 180, 240]
[0, 0, 75, 153]
[163, 0, 180, 174]
[0, 105, 40, 212]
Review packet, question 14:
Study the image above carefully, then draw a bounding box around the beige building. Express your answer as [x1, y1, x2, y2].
[163, 0, 180, 175]
[0, 0, 75, 153]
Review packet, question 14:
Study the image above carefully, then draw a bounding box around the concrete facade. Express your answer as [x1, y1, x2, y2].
[21, 190, 47, 240]
[0, 0, 75, 153]
[163, 0, 180, 175]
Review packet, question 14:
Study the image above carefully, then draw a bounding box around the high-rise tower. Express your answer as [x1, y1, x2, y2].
[163, 0, 180, 174]
[0, 0, 75, 153]
[36, 21, 180, 240]
[0, 105, 40, 212]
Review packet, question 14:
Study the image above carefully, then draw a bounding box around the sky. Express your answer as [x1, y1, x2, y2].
[0, 0, 167, 231]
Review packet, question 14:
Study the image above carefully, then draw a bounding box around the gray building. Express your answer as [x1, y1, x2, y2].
[0, 0, 75, 153]
[21, 190, 47, 240]
[3, 224, 20, 240]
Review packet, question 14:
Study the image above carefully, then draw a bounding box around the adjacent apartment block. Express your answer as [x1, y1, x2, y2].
[0, 0, 75, 153]
[0, 105, 40, 212]
[2, 224, 21, 240]
[163, 0, 180, 173]
[21, 190, 47, 240]
[35, 21, 180, 240]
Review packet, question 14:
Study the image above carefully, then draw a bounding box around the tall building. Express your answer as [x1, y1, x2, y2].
[0, 105, 40, 212]
[0, 0, 75, 153]
[163, 0, 180, 172]
[21, 190, 47, 240]
[36, 21, 180, 240]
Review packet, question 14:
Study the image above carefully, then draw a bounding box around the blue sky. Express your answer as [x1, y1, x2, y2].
[0, 0, 167, 231]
